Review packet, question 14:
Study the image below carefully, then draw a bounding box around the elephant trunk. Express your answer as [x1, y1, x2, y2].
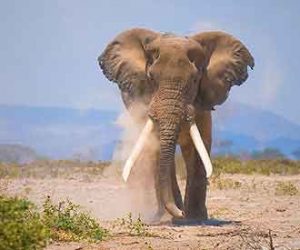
[149, 84, 186, 218]
[158, 121, 184, 218]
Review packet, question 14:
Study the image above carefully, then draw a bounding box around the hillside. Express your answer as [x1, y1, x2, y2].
[0, 144, 39, 163]
[212, 102, 300, 156]
[0, 102, 299, 160]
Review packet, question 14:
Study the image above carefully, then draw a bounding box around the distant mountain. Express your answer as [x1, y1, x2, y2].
[0, 144, 39, 163]
[0, 103, 299, 160]
[0, 105, 120, 160]
[212, 102, 300, 157]
[213, 102, 300, 141]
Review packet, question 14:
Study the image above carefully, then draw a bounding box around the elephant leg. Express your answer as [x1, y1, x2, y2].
[152, 150, 183, 221]
[180, 143, 208, 220]
[179, 111, 212, 220]
[171, 159, 184, 210]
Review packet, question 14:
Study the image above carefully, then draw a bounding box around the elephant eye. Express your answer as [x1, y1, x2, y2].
[153, 48, 160, 60]
[188, 56, 203, 72]
[147, 70, 154, 80]
[224, 76, 234, 85]
[147, 48, 160, 62]
[187, 47, 205, 71]
[196, 65, 203, 72]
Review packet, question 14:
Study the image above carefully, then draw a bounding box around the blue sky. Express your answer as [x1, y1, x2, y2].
[1, 0, 299, 124]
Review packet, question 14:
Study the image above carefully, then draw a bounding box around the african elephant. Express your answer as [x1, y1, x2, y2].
[98, 28, 254, 222]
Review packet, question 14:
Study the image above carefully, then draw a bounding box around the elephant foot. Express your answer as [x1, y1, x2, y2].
[172, 217, 207, 226]
[184, 206, 208, 220]
[171, 217, 236, 226]
[171, 210, 208, 225]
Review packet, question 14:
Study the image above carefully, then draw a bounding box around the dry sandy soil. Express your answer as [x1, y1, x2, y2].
[2, 170, 300, 250]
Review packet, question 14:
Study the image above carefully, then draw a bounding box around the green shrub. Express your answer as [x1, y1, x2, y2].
[116, 213, 151, 237]
[0, 195, 108, 249]
[42, 196, 108, 242]
[0, 196, 49, 250]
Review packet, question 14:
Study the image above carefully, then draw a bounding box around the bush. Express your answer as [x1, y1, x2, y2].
[42, 196, 108, 242]
[116, 213, 150, 237]
[0, 195, 108, 249]
[0, 196, 49, 250]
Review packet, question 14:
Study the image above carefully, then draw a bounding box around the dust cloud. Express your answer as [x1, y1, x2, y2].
[101, 102, 161, 222]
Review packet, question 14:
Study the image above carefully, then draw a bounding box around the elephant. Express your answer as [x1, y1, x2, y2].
[98, 28, 254, 222]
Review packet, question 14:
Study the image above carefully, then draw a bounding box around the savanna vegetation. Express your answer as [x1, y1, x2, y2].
[1, 156, 300, 249]
[0, 160, 110, 179]
[176, 156, 300, 179]
[0, 156, 300, 180]
[0, 195, 108, 250]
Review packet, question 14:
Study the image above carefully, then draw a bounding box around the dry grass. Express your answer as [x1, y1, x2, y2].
[0, 160, 110, 179]
[210, 175, 242, 190]
[1, 157, 300, 180]
[176, 156, 300, 179]
[275, 181, 299, 196]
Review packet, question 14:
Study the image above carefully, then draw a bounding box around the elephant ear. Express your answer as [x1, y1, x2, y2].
[98, 28, 159, 107]
[190, 31, 254, 108]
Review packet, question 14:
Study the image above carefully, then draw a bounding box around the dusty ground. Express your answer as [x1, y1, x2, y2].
[1, 172, 300, 249]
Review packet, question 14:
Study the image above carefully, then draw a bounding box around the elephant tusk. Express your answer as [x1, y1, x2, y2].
[189, 122, 213, 178]
[122, 118, 154, 182]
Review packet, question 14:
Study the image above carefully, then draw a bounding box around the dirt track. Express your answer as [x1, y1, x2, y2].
[2, 173, 300, 249]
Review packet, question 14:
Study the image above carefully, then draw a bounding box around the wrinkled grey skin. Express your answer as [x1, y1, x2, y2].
[98, 28, 254, 221]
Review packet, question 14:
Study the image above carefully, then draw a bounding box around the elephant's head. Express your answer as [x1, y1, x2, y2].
[98, 28, 254, 218]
